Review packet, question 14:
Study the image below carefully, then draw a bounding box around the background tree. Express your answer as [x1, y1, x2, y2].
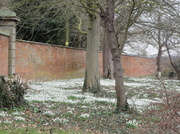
[128, 0, 180, 78]
[0, 0, 12, 7]
[11, 0, 85, 47]
[164, 17, 180, 79]
[102, 1, 114, 79]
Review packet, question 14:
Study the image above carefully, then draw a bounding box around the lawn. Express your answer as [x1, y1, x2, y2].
[0, 77, 179, 134]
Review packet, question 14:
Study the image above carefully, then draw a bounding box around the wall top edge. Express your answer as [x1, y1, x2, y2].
[16, 39, 87, 51]
[0, 16, 20, 22]
[0, 29, 10, 36]
[16, 40, 154, 59]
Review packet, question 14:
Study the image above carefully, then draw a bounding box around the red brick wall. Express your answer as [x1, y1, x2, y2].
[0, 34, 156, 80]
[0, 34, 9, 76]
[16, 41, 87, 81]
[122, 55, 156, 77]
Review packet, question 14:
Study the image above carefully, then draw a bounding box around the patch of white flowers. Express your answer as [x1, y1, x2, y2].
[67, 107, 74, 114]
[12, 111, 25, 116]
[14, 116, 25, 121]
[120, 113, 130, 118]
[25, 78, 179, 111]
[126, 119, 140, 127]
[79, 113, 90, 118]
[0, 111, 9, 117]
[43, 111, 55, 116]
[52, 117, 69, 124]
[0, 120, 12, 124]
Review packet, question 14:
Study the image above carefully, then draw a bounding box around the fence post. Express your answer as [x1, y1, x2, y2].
[0, 7, 20, 77]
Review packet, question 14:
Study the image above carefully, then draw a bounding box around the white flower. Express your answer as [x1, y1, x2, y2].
[14, 116, 25, 121]
[52, 117, 69, 123]
[12, 111, 25, 116]
[79, 113, 90, 118]
[0, 111, 9, 117]
[43, 111, 55, 116]
[126, 119, 140, 127]
[0, 120, 12, 124]
[67, 107, 74, 111]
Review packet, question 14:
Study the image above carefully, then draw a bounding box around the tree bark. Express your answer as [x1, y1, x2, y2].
[105, 0, 127, 112]
[83, 14, 101, 93]
[156, 14, 162, 79]
[156, 45, 162, 79]
[102, 22, 114, 79]
[65, 2, 70, 46]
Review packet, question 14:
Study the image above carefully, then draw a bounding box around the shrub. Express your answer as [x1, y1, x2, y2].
[0, 75, 29, 109]
[161, 69, 175, 78]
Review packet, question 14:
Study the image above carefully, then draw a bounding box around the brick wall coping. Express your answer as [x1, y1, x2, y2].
[17, 39, 87, 51]
[122, 53, 155, 59]
[16, 39, 155, 60]
[0, 29, 10, 36]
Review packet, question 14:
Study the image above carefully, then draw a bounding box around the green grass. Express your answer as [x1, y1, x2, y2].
[62, 112, 73, 118]
[126, 123, 136, 128]
[0, 128, 48, 134]
[67, 96, 79, 100]
[67, 96, 86, 101]
[124, 77, 136, 82]
[0, 127, 91, 134]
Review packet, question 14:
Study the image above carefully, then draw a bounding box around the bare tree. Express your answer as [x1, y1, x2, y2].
[133, 0, 180, 78]
[78, 0, 101, 93]
[102, 0, 147, 112]
[102, 10, 114, 79]
[105, 0, 127, 111]
[105, 0, 160, 112]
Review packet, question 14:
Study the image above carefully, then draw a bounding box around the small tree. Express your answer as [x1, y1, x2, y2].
[103, 0, 151, 112]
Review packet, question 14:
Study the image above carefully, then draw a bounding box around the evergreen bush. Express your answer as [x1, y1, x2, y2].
[0, 75, 28, 109]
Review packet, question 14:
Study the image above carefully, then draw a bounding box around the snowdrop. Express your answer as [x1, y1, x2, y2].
[126, 119, 140, 127]
[53, 117, 69, 124]
[0, 111, 9, 117]
[43, 111, 55, 116]
[14, 116, 25, 121]
[0, 120, 12, 124]
[79, 113, 90, 118]
[12, 111, 25, 116]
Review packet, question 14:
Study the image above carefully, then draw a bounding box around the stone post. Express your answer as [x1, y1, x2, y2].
[0, 7, 20, 77]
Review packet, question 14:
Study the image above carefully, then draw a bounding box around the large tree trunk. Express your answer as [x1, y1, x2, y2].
[106, 0, 127, 112]
[83, 14, 101, 93]
[102, 22, 114, 79]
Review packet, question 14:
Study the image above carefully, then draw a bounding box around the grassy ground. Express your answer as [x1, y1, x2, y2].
[0, 77, 179, 134]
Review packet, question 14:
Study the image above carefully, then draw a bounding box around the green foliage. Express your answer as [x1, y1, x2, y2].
[67, 96, 78, 101]
[11, 0, 86, 47]
[0, 127, 89, 134]
[0, 75, 28, 109]
[161, 69, 174, 78]
[32, 107, 42, 113]
[126, 123, 136, 128]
